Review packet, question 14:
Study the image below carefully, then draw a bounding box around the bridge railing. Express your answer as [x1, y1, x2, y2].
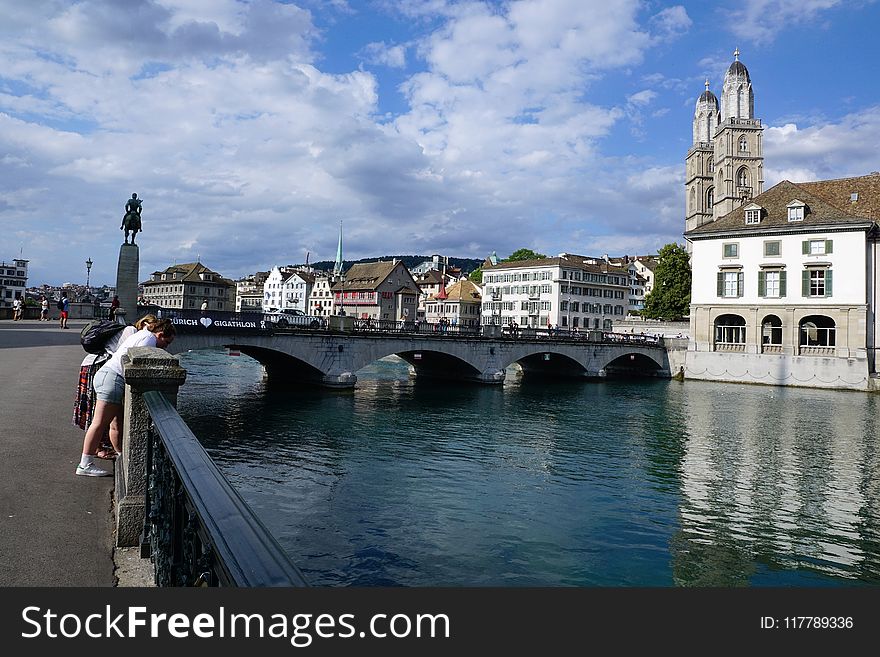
[117, 346, 309, 587]
[153, 307, 663, 347]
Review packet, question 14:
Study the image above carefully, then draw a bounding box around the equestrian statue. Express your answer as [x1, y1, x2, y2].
[121, 192, 143, 244]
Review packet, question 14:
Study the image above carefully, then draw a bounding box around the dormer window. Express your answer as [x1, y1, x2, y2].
[787, 200, 806, 222]
[744, 203, 762, 225]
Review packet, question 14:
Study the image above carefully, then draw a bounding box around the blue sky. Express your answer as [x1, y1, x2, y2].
[2, 0, 879, 286]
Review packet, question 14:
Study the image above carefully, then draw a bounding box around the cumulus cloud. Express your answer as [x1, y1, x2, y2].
[362, 41, 407, 68]
[764, 108, 880, 184]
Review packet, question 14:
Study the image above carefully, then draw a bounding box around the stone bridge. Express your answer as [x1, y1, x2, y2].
[168, 329, 686, 388]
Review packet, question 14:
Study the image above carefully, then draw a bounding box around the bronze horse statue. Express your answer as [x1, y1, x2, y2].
[121, 193, 142, 244]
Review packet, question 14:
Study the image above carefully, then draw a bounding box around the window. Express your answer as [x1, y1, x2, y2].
[745, 209, 761, 224]
[722, 243, 738, 258]
[714, 314, 746, 345]
[803, 239, 832, 256]
[758, 270, 786, 298]
[707, 187, 714, 209]
[787, 200, 806, 222]
[803, 269, 832, 297]
[717, 271, 744, 298]
[762, 315, 783, 346]
[738, 136, 748, 152]
[763, 241, 781, 257]
[737, 168, 749, 187]
[799, 315, 836, 348]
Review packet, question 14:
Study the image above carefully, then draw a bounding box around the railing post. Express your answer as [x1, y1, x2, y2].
[116, 346, 187, 547]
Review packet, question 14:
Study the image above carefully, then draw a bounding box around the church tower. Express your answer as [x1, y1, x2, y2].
[685, 80, 720, 233]
[685, 49, 764, 231]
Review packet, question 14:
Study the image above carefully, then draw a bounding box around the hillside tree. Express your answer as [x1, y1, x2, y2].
[504, 248, 547, 262]
[642, 243, 691, 320]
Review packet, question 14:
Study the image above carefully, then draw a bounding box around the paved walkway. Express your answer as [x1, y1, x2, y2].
[0, 319, 116, 586]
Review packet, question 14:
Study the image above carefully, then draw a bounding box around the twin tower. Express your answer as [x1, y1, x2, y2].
[685, 49, 764, 233]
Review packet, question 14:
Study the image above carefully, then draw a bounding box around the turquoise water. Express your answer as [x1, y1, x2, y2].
[177, 348, 880, 587]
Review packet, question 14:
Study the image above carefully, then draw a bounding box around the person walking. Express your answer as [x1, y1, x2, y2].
[40, 296, 49, 321]
[76, 318, 175, 476]
[12, 296, 22, 321]
[59, 293, 70, 329]
[108, 295, 120, 321]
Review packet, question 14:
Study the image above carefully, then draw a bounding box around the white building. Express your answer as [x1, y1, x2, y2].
[0, 258, 28, 309]
[685, 174, 880, 390]
[307, 273, 336, 317]
[424, 279, 482, 327]
[481, 254, 629, 329]
[262, 266, 314, 312]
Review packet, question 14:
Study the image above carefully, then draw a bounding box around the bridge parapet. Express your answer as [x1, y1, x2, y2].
[118, 347, 308, 586]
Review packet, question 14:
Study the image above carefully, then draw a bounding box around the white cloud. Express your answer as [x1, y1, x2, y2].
[649, 5, 692, 42]
[727, 0, 843, 43]
[764, 108, 880, 184]
[362, 41, 407, 68]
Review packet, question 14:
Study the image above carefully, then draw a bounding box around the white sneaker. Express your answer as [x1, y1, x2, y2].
[76, 463, 112, 477]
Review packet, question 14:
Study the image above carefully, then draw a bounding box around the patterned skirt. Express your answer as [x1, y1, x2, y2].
[73, 358, 108, 430]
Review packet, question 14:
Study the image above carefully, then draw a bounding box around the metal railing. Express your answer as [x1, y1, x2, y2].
[142, 390, 309, 587]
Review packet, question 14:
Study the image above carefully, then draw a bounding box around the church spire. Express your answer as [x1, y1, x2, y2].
[333, 221, 344, 277]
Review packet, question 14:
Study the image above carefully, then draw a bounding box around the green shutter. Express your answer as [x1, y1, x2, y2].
[802, 270, 809, 296]
[826, 240, 833, 254]
[802, 240, 809, 255]
[717, 272, 724, 297]
[780, 271, 787, 297]
[825, 270, 832, 297]
[758, 271, 766, 297]
[737, 272, 744, 297]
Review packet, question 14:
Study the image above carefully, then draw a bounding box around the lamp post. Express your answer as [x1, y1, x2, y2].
[85, 257, 93, 301]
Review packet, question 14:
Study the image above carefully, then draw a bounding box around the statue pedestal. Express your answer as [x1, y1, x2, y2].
[116, 244, 139, 325]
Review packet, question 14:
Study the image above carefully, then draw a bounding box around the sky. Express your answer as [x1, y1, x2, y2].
[2, 0, 879, 287]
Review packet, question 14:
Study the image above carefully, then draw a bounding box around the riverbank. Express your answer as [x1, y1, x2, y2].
[0, 319, 152, 586]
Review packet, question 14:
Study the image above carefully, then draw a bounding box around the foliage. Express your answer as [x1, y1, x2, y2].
[503, 248, 547, 262]
[642, 243, 692, 320]
[469, 267, 483, 284]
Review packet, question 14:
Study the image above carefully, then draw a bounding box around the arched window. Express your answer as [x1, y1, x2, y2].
[799, 315, 836, 349]
[761, 315, 783, 348]
[708, 158, 714, 173]
[707, 187, 714, 210]
[739, 135, 748, 152]
[690, 188, 696, 213]
[714, 314, 746, 348]
[737, 167, 749, 188]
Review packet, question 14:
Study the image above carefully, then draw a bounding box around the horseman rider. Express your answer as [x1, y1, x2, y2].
[121, 192, 142, 244]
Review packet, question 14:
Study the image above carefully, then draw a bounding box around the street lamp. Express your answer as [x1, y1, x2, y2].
[85, 258, 93, 290]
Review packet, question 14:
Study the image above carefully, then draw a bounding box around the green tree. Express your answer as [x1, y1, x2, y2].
[643, 243, 691, 320]
[469, 267, 483, 284]
[504, 248, 546, 262]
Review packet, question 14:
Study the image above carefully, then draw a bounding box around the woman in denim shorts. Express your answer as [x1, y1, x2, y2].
[75, 319, 176, 476]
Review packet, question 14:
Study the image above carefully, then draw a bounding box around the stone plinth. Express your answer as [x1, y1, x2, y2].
[116, 243, 139, 325]
[116, 346, 187, 547]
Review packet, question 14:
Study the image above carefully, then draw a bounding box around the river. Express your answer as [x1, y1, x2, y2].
[176, 348, 880, 587]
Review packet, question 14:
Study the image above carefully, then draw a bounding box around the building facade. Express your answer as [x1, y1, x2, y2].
[424, 279, 483, 327]
[480, 254, 629, 329]
[235, 271, 269, 312]
[142, 262, 235, 311]
[0, 258, 28, 309]
[308, 273, 337, 317]
[332, 260, 419, 321]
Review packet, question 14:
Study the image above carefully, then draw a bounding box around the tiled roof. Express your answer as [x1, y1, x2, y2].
[145, 262, 234, 286]
[330, 260, 406, 291]
[686, 173, 880, 238]
[484, 254, 628, 275]
[430, 279, 481, 302]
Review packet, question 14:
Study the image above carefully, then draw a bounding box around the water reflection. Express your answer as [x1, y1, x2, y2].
[177, 348, 880, 586]
[674, 383, 880, 585]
